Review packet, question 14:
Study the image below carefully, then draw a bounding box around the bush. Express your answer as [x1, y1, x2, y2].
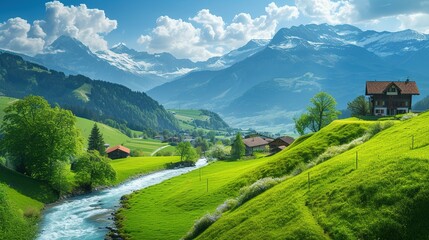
[183, 213, 221, 240]
[130, 149, 144, 157]
[155, 150, 174, 156]
[23, 207, 40, 219]
[236, 177, 282, 206]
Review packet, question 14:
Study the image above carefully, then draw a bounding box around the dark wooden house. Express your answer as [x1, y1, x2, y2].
[106, 145, 130, 159]
[269, 136, 295, 153]
[243, 137, 269, 155]
[366, 80, 419, 116]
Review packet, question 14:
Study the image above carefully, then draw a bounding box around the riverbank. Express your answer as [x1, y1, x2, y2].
[37, 158, 207, 240]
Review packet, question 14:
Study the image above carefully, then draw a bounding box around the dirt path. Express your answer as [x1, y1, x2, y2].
[150, 145, 170, 156]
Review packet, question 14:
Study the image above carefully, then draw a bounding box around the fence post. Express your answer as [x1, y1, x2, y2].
[356, 151, 358, 170]
[308, 172, 310, 191]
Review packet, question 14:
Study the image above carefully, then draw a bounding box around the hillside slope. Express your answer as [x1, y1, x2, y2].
[115, 119, 370, 239]
[0, 52, 179, 132]
[198, 113, 429, 239]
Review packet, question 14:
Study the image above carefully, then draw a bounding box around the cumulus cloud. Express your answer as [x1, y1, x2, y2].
[0, 1, 117, 55]
[295, 0, 357, 24]
[0, 17, 45, 55]
[137, 2, 299, 61]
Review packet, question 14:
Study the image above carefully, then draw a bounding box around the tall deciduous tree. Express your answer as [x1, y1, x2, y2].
[0, 96, 82, 183]
[176, 142, 198, 161]
[294, 92, 341, 135]
[231, 132, 245, 160]
[88, 123, 105, 155]
[347, 95, 370, 116]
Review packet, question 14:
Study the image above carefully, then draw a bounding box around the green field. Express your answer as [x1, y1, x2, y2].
[115, 119, 372, 239]
[169, 109, 209, 122]
[110, 156, 181, 184]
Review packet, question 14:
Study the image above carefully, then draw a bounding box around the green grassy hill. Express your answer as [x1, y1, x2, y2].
[0, 166, 57, 240]
[196, 113, 429, 239]
[169, 109, 230, 131]
[115, 119, 372, 239]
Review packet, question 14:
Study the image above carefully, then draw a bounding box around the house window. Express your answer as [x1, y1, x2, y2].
[381, 101, 385, 106]
[375, 101, 379, 106]
[404, 101, 409, 107]
[388, 86, 396, 92]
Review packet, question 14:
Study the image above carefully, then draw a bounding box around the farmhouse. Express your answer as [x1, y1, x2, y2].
[106, 145, 130, 159]
[243, 137, 269, 155]
[366, 80, 420, 116]
[269, 136, 295, 153]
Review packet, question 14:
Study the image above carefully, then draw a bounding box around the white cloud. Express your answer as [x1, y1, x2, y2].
[0, 1, 117, 55]
[0, 17, 45, 55]
[137, 2, 299, 61]
[397, 13, 429, 33]
[295, 0, 357, 24]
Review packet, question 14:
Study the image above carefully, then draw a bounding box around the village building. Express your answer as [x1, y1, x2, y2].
[366, 80, 419, 116]
[106, 145, 130, 159]
[243, 137, 270, 155]
[269, 136, 295, 153]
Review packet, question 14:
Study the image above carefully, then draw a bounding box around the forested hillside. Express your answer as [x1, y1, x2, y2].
[0, 52, 178, 132]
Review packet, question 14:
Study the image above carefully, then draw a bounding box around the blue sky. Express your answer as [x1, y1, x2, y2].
[1, 0, 429, 60]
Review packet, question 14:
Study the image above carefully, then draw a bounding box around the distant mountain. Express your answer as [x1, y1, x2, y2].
[33, 36, 166, 91]
[10, 36, 266, 92]
[148, 24, 429, 132]
[0, 52, 179, 132]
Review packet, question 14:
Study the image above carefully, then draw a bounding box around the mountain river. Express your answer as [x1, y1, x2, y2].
[37, 158, 208, 240]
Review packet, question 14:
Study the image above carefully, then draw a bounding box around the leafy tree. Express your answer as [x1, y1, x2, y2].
[347, 95, 370, 116]
[72, 150, 116, 191]
[231, 133, 245, 160]
[176, 142, 198, 161]
[207, 142, 227, 160]
[194, 137, 209, 155]
[0, 96, 82, 183]
[88, 123, 105, 155]
[294, 92, 341, 135]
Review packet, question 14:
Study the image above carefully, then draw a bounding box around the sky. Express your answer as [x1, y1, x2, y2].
[1, 0, 429, 61]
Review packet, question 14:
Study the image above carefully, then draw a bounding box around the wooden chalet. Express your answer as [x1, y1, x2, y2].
[243, 137, 269, 155]
[269, 136, 295, 153]
[366, 80, 419, 116]
[106, 145, 130, 159]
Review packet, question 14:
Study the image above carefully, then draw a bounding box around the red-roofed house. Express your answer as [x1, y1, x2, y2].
[243, 137, 269, 155]
[366, 80, 419, 116]
[106, 145, 130, 159]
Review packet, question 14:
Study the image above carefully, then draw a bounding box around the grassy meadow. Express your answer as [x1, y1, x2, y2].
[115, 119, 372, 239]
[110, 156, 181, 184]
[196, 113, 429, 239]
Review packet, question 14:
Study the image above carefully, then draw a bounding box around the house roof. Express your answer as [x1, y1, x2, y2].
[106, 145, 130, 154]
[243, 137, 269, 148]
[278, 136, 295, 145]
[366, 81, 419, 95]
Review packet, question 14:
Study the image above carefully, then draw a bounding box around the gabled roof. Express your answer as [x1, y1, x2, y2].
[243, 137, 269, 148]
[106, 145, 130, 154]
[278, 136, 295, 145]
[366, 81, 419, 95]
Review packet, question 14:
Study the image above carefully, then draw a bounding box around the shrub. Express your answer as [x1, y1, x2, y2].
[401, 113, 418, 121]
[130, 149, 144, 157]
[183, 213, 221, 240]
[23, 207, 40, 219]
[236, 177, 282, 206]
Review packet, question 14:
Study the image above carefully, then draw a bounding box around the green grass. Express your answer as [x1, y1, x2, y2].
[196, 113, 429, 239]
[115, 119, 372, 239]
[0, 166, 57, 240]
[110, 156, 181, 184]
[169, 109, 208, 122]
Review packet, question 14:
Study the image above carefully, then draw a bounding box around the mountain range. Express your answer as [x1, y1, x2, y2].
[3, 24, 429, 133]
[148, 24, 429, 132]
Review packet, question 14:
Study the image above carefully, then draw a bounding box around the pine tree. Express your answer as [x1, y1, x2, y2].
[88, 123, 105, 155]
[231, 132, 245, 160]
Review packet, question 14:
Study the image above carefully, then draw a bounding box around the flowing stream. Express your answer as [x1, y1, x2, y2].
[37, 158, 208, 240]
